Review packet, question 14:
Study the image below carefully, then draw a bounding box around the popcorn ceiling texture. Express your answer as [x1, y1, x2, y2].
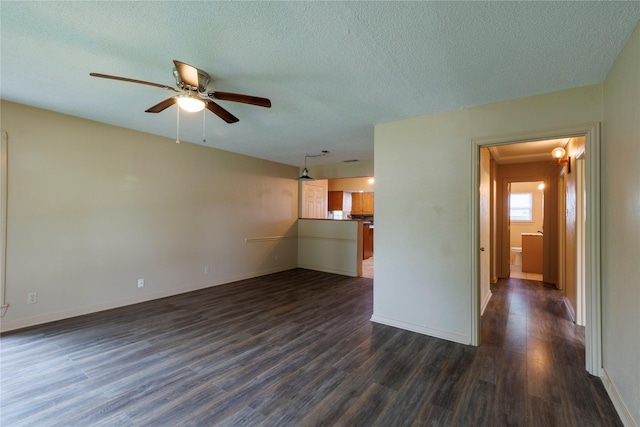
[1, 1, 638, 166]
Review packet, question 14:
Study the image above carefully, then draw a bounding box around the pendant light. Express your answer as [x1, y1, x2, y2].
[297, 151, 329, 181]
[298, 155, 314, 181]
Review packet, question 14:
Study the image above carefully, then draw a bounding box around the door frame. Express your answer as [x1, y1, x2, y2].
[470, 123, 601, 376]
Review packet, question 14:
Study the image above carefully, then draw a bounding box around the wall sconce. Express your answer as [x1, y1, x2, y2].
[551, 147, 571, 173]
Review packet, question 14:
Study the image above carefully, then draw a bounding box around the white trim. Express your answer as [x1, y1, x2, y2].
[370, 314, 470, 345]
[583, 123, 602, 376]
[0, 265, 297, 333]
[0, 132, 7, 317]
[601, 368, 638, 427]
[244, 235, 295, 243]
[297, 264, 358, 277]
[471, 123, 602, 376]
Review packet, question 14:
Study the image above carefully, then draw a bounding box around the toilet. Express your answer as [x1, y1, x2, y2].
[511, 247, 522, 266]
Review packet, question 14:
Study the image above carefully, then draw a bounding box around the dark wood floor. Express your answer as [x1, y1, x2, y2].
[0, 269, 622, 426]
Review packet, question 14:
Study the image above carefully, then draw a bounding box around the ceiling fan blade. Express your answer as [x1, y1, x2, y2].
[173, 60, 201, 90]
[145, 97, 177, 113]
[90, 73, 178, 92]
[209, 91, 271, 108]
[205, 100, 239, 123]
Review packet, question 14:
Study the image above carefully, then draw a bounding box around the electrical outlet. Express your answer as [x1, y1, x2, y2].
[27, 292, 37, 304]
[274, 254, 279, 261]
[204, 266, 210, 274]
[137, 278, 144, 288]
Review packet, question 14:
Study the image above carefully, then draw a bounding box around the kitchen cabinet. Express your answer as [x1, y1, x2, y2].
[351, 192, 374, 215]
[363, 223, 374, 259]
[522, 234, 543, 274]
[328, 191, 344, 211]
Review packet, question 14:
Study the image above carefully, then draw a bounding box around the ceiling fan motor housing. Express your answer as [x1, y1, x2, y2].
[172, 66, 210, 93]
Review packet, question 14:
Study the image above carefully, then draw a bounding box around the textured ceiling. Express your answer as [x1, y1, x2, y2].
[1, 2, 638, 167]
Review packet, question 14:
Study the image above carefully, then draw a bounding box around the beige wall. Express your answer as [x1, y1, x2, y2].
[328, 177, 375, 192]
[0, 101, 299, 332]
[602, 21, 640, 425]
[305, 160, 374, 180]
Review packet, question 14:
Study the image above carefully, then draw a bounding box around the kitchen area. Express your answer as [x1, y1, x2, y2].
[298, 177, 374, 277]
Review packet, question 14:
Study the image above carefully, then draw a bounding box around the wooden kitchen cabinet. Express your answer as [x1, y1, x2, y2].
[328, 191, 344, 211]
[522, 234, 543, 274]
[363, 223, 374, 259]
[351, 192, 362, 214]
[363, 192, 374, 215]
[351, 192, 374, 215]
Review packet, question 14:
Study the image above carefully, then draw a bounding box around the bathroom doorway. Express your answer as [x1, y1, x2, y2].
[509, 181, 545, 281]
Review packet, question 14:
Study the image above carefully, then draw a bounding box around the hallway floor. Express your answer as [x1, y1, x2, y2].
[481, 277, 621, 426]
[510, 263, 543, 281]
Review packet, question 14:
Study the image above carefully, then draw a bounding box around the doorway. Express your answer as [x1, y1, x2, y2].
[471, 123, 601, 375]
[508, 181, 545, 281]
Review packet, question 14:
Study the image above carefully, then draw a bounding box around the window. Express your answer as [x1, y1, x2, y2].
[510, 192, 533, 222]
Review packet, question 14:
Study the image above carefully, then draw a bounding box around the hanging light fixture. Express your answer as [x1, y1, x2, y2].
[551, 146, 571, 173]
[297, 155, 315, 181]
[297, 151, 329, 181]
[177, 94, 205, 112]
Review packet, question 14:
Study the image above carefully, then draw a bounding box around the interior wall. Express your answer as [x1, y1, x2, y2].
[0, 101, 299, 332]
[562, 136, 585, 323]
[373, 84, 601, 344]
[328, 177, 375, 192]
[496, 162, 558, 283]
[602, 21, 640, 425]
[305, 160, 374, 180]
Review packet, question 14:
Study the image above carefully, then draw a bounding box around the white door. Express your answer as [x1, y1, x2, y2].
[301, 180, 327, 219]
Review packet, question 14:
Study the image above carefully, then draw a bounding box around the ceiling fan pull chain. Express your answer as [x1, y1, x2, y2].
[202, 108, 206, 143]
[176, 105, 180, 144]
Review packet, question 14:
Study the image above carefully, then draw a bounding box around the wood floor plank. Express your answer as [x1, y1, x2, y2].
[0, 269, 623, 426]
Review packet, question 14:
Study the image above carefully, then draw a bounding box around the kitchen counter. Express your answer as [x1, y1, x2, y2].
[297, 219, 363, 277]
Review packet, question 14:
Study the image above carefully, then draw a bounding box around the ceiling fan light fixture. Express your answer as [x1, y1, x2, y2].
[177, 95, 205, 112]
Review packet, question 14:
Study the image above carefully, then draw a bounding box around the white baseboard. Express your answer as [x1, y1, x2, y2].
[370, 314, 470, 345]
[601, 368, 638, 427]
[481, 290, 492, 316]
[0, 265, 297, 333]
[297, 263, 358, 277]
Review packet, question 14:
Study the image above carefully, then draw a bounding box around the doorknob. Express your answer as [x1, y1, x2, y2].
[480, 247, 485, 251]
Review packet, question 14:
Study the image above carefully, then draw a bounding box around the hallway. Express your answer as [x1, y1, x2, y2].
[480, 277, 621, 425]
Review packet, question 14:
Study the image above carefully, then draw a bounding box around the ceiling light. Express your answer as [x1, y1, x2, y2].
[298, 167, 314, 181]
[177, 95, 205, 112]
[538, 183, 545, 190]
[368, 178, 375, 184]
[297, 152, 329, 181]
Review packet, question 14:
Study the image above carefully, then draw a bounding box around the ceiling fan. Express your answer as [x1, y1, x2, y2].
[90, 60, 271, 123]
